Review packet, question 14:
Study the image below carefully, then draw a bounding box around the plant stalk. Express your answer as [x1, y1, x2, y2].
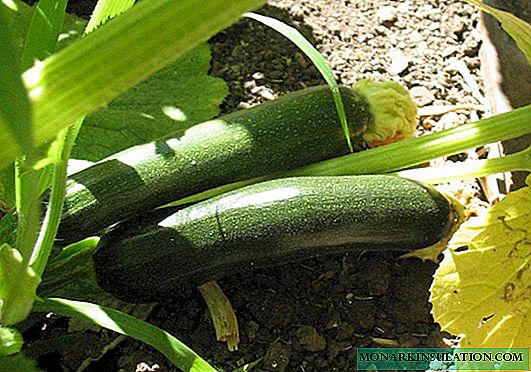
[395, 145, 531, 183]
[30, 121, 82, 276]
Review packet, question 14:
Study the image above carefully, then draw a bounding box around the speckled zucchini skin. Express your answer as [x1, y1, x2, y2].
[93, 175, 454, 302]
[58, 86, 370, 243]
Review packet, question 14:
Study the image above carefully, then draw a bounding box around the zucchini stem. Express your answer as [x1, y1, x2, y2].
[30, 120, 82, 276]
[395, 145, 531, 184]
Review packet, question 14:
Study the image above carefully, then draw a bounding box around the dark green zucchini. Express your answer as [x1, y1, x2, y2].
[58, 86, 370, 243]
[93, 175, 455, 302]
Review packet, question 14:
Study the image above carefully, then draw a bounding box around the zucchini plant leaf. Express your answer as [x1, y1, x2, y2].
[464, 0, 531, 64]
[8, 0, 86, 61]
[0, 326, 23, 355]
[430, 175, 531, 348]
[0, 244, 41, 325]
[20, 0, 68, 70]
[0, 353, 39, 371]
[0, 2, 32, 154]
[0, 0, 266, 169]
[72, 43, 228, 162]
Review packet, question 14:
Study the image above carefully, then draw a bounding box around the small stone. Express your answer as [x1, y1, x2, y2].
[376, 6, 398, 25]
[409, 86, 435, 107]
[245, 320, 259, 342]
[388, 49, 410, 75]
[296, 325, 327, 352]
[442, 45, 458, 57]
[437, 112, 460, 130]
[251, 71, 265, 80]
[262, 342, 290, 372]
[258, 89, 276, 101]
[290, 4, 304, 20]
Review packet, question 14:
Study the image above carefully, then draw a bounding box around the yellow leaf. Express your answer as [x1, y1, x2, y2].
[430, 177, 531, 348]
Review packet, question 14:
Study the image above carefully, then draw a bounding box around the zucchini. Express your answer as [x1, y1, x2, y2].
[93, 175, 455, 302]
[58, 86, 370, 242]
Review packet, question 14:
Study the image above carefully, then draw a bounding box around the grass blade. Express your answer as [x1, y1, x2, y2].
[33, 297, 218, 371]
[244, 12, 353, 151]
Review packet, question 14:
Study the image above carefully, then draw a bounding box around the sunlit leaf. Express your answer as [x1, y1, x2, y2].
[0, 0, 266, 169]
[21, 0, 68, 70]
[0, 2, 32, 153]
[0, 326, 23, 355]
[430, 176, 531, 347]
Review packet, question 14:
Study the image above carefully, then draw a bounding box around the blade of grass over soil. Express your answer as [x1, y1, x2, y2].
[33, 298, 218, 371]
[244, 12, 353, 151]
[0, 0, 265, 169]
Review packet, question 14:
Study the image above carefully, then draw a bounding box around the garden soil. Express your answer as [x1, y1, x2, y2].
[22, 0, 526, 371]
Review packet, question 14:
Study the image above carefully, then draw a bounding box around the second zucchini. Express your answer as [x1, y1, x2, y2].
[93, 175, 455, 302]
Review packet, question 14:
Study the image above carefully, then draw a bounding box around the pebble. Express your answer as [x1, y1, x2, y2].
[388, 49, 410, 75]
[409, 86, 435, 107]
[376, 6, 398, 25]
[437, 111, 460, 130]
[262, 342, 290, 372]
[296, 325, 327, 352]
[258, 88, 276, 100]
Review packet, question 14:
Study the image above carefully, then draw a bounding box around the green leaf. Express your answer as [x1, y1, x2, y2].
[73, 43, 228, 161]
[33, 297, 218, 371]
[464, 0, 531, 64]
[0, 353, 40, 372]
[85, 0, 135, 33]
[0, 326, 23, 355]
[3, 0, 34, 62]
[0, 167, 15, 209]
[0, 2, 32, 153]
[0, 212, 17, 247]
[0, 244, 41, 325]
[0, 0, 265, 169]
[21, 0, 68, 70]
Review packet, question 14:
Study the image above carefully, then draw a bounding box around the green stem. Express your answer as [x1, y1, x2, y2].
[30, 120, 82, 276]
[395, 145, 531, 183]
[14, 157, 41, 264]
[288, 104, 531, 176]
